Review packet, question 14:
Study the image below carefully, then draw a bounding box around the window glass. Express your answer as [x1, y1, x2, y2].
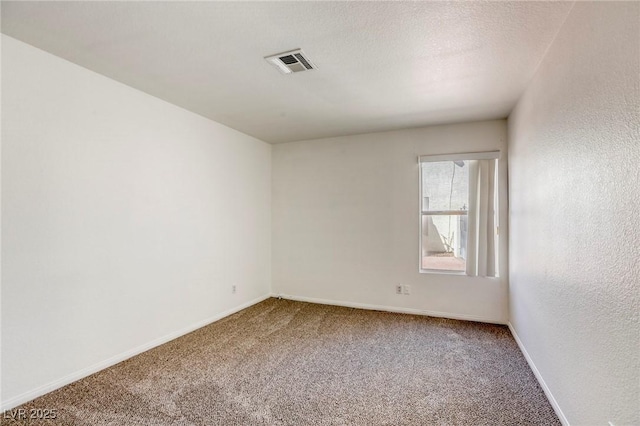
[420, 160, 469, 272]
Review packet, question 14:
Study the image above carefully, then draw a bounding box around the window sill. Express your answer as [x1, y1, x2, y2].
[418, 270, 502, 279]
[419, 269, 467, 276]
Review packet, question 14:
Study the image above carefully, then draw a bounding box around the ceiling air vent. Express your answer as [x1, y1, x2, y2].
[265, 49, 316, 74]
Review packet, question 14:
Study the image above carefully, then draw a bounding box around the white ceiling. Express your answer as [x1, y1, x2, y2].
[1, 1, 573, 144]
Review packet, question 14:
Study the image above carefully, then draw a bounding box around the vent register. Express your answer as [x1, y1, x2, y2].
[265, 49, 316, 74]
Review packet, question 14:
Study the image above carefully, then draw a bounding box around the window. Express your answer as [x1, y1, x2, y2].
[419, 151, 499, 276]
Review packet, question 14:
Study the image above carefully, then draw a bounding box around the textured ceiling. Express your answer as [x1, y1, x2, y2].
[1, 1, 573, 143]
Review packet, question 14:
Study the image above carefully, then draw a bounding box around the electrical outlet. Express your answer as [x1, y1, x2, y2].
[232, 285, 237, 294]
[395, 285, 402, 294]
[403, 285, 411, 295]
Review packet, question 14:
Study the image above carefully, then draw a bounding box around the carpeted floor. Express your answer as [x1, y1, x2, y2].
[2, 298, 559, 425]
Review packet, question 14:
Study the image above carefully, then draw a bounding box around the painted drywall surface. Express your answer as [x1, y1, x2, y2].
[1, 36, 271, 404]
[272, 121, 509, 323]
[2, 2, 573, 143]
[508, 2, 639, 425]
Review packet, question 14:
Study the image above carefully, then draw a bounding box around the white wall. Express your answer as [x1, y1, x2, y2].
[272, 120, 508, 323]
[1, 35, 271, 408]
[508, 2, 639, 425]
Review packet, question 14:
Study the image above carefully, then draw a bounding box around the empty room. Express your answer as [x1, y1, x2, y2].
[1, 1, 638, 425]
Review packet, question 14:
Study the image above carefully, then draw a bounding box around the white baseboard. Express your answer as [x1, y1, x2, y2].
[1, 293, 272, 412]
[274, 293, 506, 325]
[507, 322, 569, 426]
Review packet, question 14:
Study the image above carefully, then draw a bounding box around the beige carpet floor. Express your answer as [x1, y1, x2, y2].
[2, 298, 559, 425]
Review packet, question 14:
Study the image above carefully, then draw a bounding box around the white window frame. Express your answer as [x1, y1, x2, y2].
[418, 151, 500, 275]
